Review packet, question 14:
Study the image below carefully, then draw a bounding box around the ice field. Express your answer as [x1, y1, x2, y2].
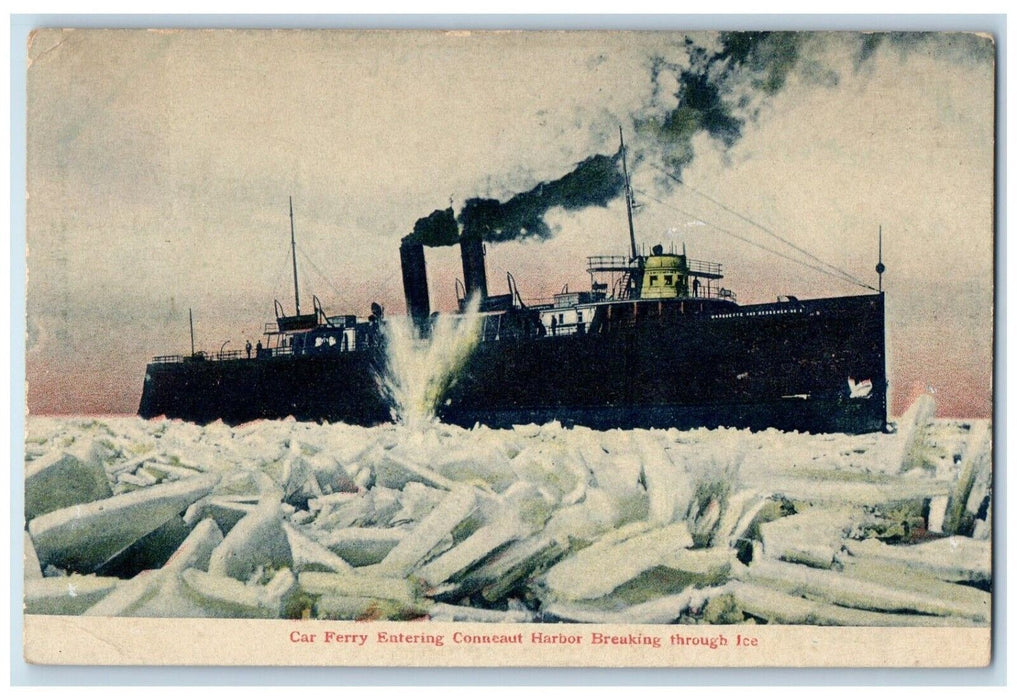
[24, 393, 991, 626]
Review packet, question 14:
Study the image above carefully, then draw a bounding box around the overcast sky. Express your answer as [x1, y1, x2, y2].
[25, 29, 994, 417]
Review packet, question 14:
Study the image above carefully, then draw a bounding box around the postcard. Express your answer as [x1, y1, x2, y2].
[22, 28, 994, 667]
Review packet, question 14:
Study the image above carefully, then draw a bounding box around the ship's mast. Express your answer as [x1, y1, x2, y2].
[619, 127, 638, 260]
[290, 196, 301, 315]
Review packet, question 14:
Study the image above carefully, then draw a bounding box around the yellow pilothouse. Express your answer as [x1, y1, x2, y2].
[638, 244, 729, 301]
[640, 249, 688, 300]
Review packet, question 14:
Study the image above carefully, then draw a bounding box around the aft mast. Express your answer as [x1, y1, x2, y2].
[273, 197, 319, 334]
[290, 195, 301, 315]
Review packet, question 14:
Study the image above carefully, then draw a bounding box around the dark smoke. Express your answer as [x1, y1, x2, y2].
[402, 32, 992, 251]
[404, 151, 625, 249]
[404, 207, 460, 247]
[640, 31, 993, 179]
[639, 32, 806, 178]
[852, 31, 994, 71]
[458, 152, 625, 243]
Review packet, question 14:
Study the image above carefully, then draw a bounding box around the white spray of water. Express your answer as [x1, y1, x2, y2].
[378, 296, 483, 427]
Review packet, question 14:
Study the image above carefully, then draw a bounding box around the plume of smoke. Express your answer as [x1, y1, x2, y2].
[852, 31, 994, 71]
[637, 31, 993, 180]
[400, 33, 992, 253]
[458, 151, 625, 243]
[403, 152, 624, 250]
[404, 207, 460, 247]
[637, 32, 806, 178]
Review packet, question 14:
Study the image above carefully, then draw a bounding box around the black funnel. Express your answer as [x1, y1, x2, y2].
[460, 234, 488, 302]
[400, 240, 430, 328]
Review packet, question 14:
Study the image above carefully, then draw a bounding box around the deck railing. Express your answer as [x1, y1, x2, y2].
[151, 347, 285, 364]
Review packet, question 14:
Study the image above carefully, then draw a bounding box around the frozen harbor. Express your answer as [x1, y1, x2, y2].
[23, 394, 991, 626]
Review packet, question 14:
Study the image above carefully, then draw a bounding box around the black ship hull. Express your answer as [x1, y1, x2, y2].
[139, 352, 391, 426]
[139, 293, 887, 434]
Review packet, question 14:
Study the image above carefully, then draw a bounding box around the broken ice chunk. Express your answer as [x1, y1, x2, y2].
[842, 536, 991, 586]
[463, 535, 569, 604]
[389, 482, 444, 526]
[543, 589, 700, 624]
[543, 488, 645, 544]
[305, 452, 358, 495]
[164, 518, 224, 572]
[96, 515, 194, 579]
[282, 522, 354, 573]
[82, 569, 164, 617]
[426, 442, 517, 493]
[372, 450, 456, 491]
[509, 444, 585, 505]
[836, 554, 990, 620]
[497, 481, 554, 531]
[712, 490, 760, 547]
[314, 595, 428, 621]
[891, 394, 937, 472]
[543, 522, 695, 601]
[371, 486, 478, 576]
[28, 474, 218, 573]
[641, 448, 693, 526]
[944, 422, 991, 536]
[416, 511, 527, 587]
[926, 495, 948, 534]
[315, 527, 409, 567]
[119, 470, 158, 488]
[727, 580, 980, 627]
[183, 497, 256, 534]
[25, 532, 42, 580]
[759, 508, 857, 569]
[298, 571, 419, 604]
[24, 574, 121, 615]
[688, 497, 722, 547]
[181, 567, 297, 618]
[207, 502, 293, 581]
[307, 492, 360, 512]
[25, 451, 113, 520]
[740, 557, 989, 622]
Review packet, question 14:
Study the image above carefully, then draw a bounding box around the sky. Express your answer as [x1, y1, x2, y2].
[24, 29, 995, 418]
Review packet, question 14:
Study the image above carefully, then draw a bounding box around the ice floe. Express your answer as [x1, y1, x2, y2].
[23, 398, 992, 626]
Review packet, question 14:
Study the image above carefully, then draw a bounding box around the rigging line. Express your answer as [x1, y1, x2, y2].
[364, 268, 400, 308]
[652, 165, 873, 289]
[296, 246, 346, 302]
[634, 188, 878, 291]
[270, 238, 295, 306]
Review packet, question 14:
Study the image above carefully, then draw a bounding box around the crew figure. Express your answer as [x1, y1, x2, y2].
[245, 340, 252, 359]
[256, 340, 263, 358]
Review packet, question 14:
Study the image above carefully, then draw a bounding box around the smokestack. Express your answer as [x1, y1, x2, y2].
[400, 240, 430, 328]
[460, 234, 488, 302]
